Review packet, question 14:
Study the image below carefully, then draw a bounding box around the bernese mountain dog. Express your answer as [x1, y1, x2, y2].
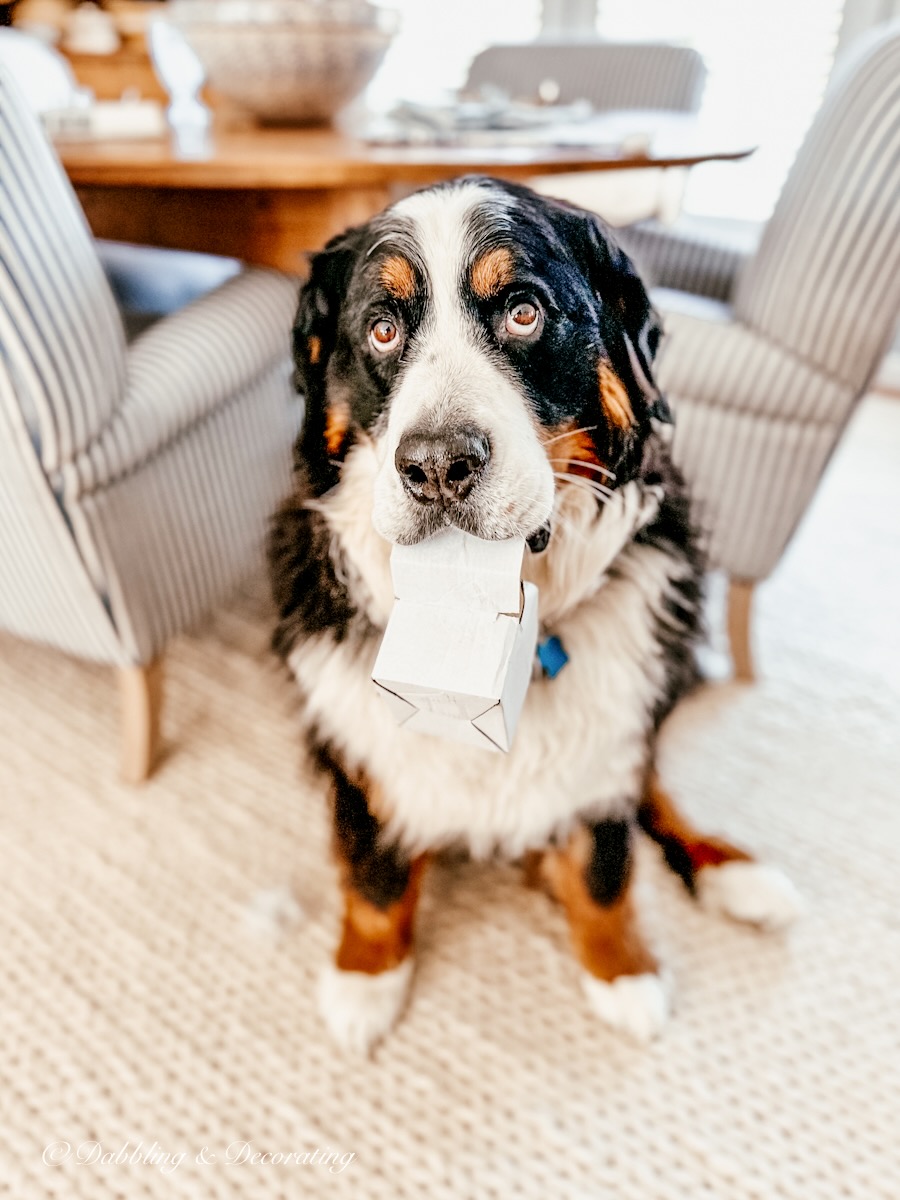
[269, 177, 801, 1053]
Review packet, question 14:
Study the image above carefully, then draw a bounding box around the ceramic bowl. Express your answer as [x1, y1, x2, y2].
[170, 0, 397, 125]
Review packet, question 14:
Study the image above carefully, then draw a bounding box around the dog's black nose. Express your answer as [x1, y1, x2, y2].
[395, 426, 491, 505]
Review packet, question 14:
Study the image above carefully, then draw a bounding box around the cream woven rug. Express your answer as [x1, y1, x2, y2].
[2, 398, 899, 1200]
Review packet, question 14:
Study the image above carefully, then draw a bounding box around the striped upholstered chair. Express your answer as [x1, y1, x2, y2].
[0, 67, 301, 780]
[618, 23, 900, 679]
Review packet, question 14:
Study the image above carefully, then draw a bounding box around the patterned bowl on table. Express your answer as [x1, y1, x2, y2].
[169, 0, 397, 125]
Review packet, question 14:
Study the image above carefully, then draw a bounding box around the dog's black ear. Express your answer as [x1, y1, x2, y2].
[292, 230, 360, 395]
[579, 215, 672, 426]
[293, 226, 364, 491]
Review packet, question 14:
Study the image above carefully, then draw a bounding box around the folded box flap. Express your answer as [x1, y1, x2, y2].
[404, 707, 503, 752]
[385, 687, 497, 721]
[372, 683, 418, 727]
[471, 703, 510, 752]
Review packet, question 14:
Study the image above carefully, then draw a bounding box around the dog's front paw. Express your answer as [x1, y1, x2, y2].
[317, 958, 413, 1055]
[581, 972, 670, 1043]
[697, 861, 804, 930]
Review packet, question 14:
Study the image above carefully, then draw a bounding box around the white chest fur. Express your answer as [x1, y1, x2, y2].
[289, 444, 688, 859]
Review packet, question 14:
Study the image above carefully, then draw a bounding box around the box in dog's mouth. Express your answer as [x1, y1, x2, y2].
[371, 529, 539, 752]
[387, 526, 526, 613]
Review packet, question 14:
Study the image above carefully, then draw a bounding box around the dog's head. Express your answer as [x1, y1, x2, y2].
[293, 177, 669, 548]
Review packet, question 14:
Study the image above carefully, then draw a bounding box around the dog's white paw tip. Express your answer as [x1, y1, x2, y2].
[698, 861, 804, 930]
[317, 958, 413, 1056]
[581, 972, 670, 1044]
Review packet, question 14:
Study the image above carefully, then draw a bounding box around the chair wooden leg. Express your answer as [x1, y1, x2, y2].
[119, 658, 164, 784]
[727, 580, 756, 683]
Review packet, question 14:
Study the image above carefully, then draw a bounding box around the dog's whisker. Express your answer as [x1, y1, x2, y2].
[547, 457, 616, 482]
[554, 482, 619, 511]
[549, 465, 616, 495]
[552, 473, 613, 507]
[541, 424, 599, 449]
[552, 469, 611, 495]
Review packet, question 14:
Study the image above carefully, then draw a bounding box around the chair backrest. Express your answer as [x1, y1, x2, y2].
[734, 22, 900, 392]
[0, 61, 126, 477]
[465, 41, 706, 113]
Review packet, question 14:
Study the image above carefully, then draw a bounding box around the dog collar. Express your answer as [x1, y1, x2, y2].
[536, 635, 569, 679]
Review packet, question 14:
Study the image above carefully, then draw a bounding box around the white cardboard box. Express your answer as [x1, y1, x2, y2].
[372, 530, 538, 752]
[388, 527, 525, 614]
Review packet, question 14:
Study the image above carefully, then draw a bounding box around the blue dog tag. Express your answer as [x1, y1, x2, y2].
[536, 635, 569, 679]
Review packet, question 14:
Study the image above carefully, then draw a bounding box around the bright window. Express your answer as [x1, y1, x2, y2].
[367, 1, 845, 222]
[596, 1, 845, 220]
[367, 0, 542, 111]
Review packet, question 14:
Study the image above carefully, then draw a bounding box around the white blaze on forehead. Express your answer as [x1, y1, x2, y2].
[389, 180, 510, 323]
[372, 182, 554, 544]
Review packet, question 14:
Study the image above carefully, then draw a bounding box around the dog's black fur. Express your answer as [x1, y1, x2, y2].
[272, 178, 703, 734]
[261, 179, 803, 1051]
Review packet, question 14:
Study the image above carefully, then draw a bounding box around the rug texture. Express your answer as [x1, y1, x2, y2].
[1, 398, 898, 1200]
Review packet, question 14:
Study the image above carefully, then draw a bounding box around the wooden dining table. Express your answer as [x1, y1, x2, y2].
[57, 112, 753, 273]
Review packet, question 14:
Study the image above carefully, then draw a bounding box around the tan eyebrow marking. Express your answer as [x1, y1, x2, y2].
[470, 247, 515, 299]
[598, 361, 634, 430]
[379, 255, 417, 300]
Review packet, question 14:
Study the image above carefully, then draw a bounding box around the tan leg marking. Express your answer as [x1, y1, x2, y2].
[541, 826, 657, 981]
[639, 771, 751, 888]
[335, 857, 427, 975]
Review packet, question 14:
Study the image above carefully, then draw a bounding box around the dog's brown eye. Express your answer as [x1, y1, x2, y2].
[369, 318, 400, 353]
[505, 301, 540, 337]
